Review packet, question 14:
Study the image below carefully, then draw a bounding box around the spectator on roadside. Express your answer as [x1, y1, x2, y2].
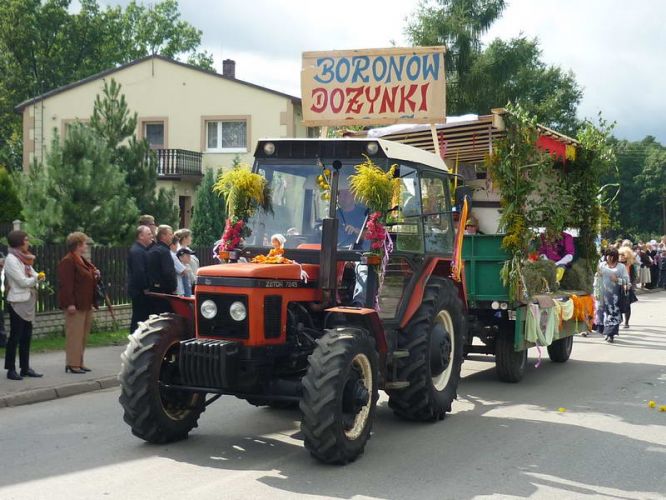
[176, 248, 195, 297]
[647, 240, 659, 289]
[0, 250, 7, 348]
[637, 243, 652, 289]
[58, 232, 100, 374]
[175, 228, 199, 275]
[658, 246, 666, 289]
[597, 247, 629, 343]
[169, 236, 186, 296]
[618, 246, 637, 329]
[138, 214, 157, 246]
[147, 225, 176, 313]
[3, 231, 44, 380]
[127, 225, 152, 333]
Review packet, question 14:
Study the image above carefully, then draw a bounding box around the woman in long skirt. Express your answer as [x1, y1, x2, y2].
[597, 248, 630, 343]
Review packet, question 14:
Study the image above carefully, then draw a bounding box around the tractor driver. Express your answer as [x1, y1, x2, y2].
[337, 188, 368, 249]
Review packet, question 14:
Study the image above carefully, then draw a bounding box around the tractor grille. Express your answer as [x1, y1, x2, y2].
[179, 338, 238, 388]
[197, 293, 248, 339]
[264, 296, 282, 339]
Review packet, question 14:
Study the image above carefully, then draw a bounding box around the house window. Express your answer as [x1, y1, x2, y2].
[144, 123, 165, 149]
[206, 120, 247, 152]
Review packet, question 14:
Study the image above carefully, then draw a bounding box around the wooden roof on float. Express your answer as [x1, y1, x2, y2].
[361, 108, 579, 165]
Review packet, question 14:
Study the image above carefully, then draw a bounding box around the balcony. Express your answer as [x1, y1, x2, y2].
[150, 149, 203, 180]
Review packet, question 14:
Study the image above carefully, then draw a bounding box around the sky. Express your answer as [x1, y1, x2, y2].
[93, 0, 666, 143]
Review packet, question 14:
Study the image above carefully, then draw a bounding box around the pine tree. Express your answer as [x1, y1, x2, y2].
[0, 165, 22, 224]
[90, 78, 178, 226]
[191, 168, 226, 247]
[18, 125, 138, 245]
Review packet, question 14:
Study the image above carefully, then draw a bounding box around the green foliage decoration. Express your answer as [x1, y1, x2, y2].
[212, 164, 271, 221]
[349, 156, 400, 214]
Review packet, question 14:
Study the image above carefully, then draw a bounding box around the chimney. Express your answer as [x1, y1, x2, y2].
[222, 59, 236, 79]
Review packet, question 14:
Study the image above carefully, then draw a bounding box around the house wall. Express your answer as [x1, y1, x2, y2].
[22, 57, 303, 172]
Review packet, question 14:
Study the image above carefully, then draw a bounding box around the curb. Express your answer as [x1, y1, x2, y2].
[0, 376, 119, 408]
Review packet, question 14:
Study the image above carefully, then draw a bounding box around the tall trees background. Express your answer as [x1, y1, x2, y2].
[0, 0, 212, 171]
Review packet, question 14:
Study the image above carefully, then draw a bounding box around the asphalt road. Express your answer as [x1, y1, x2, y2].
[1, 292, 665, 500]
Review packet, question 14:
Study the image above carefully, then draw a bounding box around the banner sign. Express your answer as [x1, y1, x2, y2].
[301, 46, 446, 127]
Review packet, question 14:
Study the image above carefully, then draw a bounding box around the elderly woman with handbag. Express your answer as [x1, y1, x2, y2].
[3, 230, 44, 380]
[57, 232, 100, 374]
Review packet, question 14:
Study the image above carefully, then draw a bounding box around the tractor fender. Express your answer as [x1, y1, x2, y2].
[146, 292, 195, 336]
[324, 306, 387, 353]
[399, 257, 468, 329]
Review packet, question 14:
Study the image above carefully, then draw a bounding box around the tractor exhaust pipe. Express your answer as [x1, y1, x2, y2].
[320, 160, 342, 307]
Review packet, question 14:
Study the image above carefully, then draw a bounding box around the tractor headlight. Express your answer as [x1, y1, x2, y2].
[229, 301, 247, 322]
[263, 142, 276, 155]
[366, 142, 379, 155]
[200, 300, 218, 319]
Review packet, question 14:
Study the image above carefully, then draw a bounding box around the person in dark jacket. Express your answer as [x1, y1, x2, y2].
[127, 225, 153, 333]
[147, 225, 176, 314]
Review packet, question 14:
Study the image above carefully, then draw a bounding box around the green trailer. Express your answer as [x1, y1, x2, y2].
[462, 233, 590, 382]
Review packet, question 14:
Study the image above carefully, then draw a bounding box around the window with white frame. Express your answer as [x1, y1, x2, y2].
[206, 120, 247, 152]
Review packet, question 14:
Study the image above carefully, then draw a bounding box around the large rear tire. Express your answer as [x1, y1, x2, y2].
[300, 328, 378, 464]
[119, 314, 205, 443]
[495, 330, 527, 383]
[547, 335, 573, 362]
[388, 277, 465, 421]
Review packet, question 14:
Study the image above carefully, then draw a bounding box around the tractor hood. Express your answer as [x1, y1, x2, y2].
[197, 263, 319, 281]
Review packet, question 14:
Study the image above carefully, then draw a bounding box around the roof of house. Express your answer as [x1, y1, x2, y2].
[14, 54, 301, 112]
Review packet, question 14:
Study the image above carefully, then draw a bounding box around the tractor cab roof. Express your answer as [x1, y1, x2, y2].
[254, 138, 448, 173]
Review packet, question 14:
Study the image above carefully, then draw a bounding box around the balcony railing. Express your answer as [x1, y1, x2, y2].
[150, 149, 203, 177]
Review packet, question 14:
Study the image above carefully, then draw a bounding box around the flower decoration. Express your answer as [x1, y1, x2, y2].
[348, 156, 400, 310]
[36, 272, 54, 295]
[212, 165, 272, 260]
[317, 167, 331, 201]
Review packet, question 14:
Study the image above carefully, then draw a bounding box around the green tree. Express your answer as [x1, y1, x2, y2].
[17, 124, 138, 244]
[0, 165, 22, 223]
[191, 168, 227, 247]
[637, 142, 666, 235]
[89, 78, 178, 227]
[0, 0, 212, 170]
[406, 0, 582, 133]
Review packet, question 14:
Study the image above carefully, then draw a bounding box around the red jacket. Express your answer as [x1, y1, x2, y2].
[58, 252, 98, 311]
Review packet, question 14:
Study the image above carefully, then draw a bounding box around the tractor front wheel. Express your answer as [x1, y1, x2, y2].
[119, 314, 205, 443]
[300, 328, 378, 464]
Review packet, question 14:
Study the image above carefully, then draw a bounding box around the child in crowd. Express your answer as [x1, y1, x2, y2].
[176, 248, 195, 297]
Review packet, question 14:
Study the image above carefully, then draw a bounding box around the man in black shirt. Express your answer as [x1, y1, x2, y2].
[127, 225, 153, 333]
[147, 225, 176, 314]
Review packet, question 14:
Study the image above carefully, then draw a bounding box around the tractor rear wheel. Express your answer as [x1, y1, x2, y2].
[119, 314, 205, 443]
[300, 328, 378, 464]
[547, 335, 573, 362]
[495, 329, 527, 383]
[388, 277, 465, 421]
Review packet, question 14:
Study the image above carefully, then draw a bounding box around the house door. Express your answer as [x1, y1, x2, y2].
[179, 195, 192, 228]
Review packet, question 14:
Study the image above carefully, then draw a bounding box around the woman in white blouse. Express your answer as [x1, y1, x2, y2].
[4, 230, 45, 380]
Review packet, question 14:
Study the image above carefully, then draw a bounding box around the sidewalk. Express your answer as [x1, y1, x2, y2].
[0, 344, 126, 408]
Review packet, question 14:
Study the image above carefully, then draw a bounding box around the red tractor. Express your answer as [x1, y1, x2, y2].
[119, 138, 466, 464]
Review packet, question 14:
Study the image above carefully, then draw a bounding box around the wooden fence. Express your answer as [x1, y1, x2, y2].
[1, 243, 216, 313]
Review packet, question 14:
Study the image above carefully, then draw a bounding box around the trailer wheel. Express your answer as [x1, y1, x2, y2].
[495, 329, 527, 383]
[547, 335, 573, 362]
[300, 328, 378, 464]
[388, 277, 465, 421]
[119, 314, 205, 443]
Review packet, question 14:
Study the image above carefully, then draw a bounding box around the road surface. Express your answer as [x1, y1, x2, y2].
[1, 292, 665, 499]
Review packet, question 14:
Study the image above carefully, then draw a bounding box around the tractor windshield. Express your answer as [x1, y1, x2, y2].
[246, 160, 371, 249]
